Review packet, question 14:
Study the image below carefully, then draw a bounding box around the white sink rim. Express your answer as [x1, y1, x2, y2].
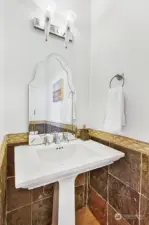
[15, 139, 124, 189]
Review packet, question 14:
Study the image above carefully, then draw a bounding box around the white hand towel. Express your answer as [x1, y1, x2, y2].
[104, 87, 126, 133]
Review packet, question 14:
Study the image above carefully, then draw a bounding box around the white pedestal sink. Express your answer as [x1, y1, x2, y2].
[15, 139, 124, 225]
[58, 176, 76, 225]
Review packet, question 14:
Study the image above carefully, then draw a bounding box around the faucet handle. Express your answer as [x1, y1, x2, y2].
[43, 136, 47, 145]
[63, 132, 69, 142]
[52, 132, 57, 142]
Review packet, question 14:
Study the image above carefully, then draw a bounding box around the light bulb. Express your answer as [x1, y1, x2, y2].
[44, 0, 56, 41]
[47, 0, 56, 12]
[66, 10, 76, 27]
[45, 0, 56, 20]
[64, 11, 77, 48]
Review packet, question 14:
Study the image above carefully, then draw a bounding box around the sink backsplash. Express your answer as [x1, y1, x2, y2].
[0, 126, 149, 225]
[29, 121, 77, 135]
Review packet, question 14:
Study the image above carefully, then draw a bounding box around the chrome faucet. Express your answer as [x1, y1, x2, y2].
[62, 132, 69, 143]
[53, 132, 61, 144]
[43, 136, 50, 145]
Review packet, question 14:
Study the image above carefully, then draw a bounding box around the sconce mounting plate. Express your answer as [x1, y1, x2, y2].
[33, 18, 73, 42]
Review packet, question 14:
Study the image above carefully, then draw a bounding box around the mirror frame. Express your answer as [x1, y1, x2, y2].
[28, 53, 76, 137]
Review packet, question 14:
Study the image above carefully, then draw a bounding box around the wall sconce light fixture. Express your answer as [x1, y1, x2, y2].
[64, 11, 76, 48]
[33, 1, 78, 48]
[44, 1, 56, 41]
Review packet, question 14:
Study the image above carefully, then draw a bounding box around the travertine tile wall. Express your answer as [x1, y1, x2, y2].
[0, 136, 7, 225]
[88, 129, 149, 225]
[1, 129, 149, 225]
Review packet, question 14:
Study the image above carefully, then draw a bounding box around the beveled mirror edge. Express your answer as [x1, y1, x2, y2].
[28, 53, 77, 145]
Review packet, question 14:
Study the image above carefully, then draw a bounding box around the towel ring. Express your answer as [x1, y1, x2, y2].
[109, 73, 124, 88]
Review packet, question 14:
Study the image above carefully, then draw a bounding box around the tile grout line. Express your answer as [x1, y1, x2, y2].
[75, 182, 86, 188]
[90, 180, 131, 225]
[7, 176, 15, 179]
[89, 185, 107, 203]
[6, 195, 53, 214]
[108, 203, 131, 225]
[6, 203, 31, 214]
[108, 171, 140, 194]
[108, 173, 140, 223]
[140, 193, 149, 200]
[86, 172, 89, 206]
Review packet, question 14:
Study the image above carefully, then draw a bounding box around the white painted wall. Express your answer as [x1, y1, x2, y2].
[0, 0, 4, 143]
[89, 0, 149, 142]
[4, 0, 90, 134]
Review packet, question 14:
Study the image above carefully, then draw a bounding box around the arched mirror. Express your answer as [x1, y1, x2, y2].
[29, 54, 76, 145]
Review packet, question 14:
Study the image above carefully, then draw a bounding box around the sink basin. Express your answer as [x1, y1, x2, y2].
[15, 139, 124, 225]
[36, 142, 108, 163]
[15, 140, 124, 189]
[36, 144, 77, 163]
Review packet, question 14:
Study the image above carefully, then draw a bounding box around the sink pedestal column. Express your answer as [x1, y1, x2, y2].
[58, 175, 77, 225]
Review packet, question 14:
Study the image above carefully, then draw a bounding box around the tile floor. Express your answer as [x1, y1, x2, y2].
[76, 207, 100, 225]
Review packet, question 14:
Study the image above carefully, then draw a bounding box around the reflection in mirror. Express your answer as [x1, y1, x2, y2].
[29, 54, 76, 145]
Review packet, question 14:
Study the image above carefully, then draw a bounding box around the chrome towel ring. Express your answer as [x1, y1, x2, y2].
[109, 73, 124, 88]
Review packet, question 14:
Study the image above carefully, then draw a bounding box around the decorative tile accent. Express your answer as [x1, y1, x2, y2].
[89, 129, 114, 145]
[76, 129, 81, 138]
[111, 136, 149, 155]
[7, 205, 31, 225]
[109, 174, 139, 225]
[108, 204, 130, 225]
[7, 146, 14, 178]
[88, 187, 107, 225]
[90, 135, 109, 146]
[31, 197, 53, 225]
[140, 195, 149, 225]
[0, 136, 7, 168]
[90, 168, 108, 200]
[0, 136, 7, 225]
[31, 184, 54, 203]
[7, 133, 28, 145]
[7, 177, 31, 212]
[29, 120, 77, 133]
[29, 120, 47, 124]
[89, 128, 149, 156]
[141, 154, 149, 199]
[109, 144, 141, 193]
[75, 186, 85, 210]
